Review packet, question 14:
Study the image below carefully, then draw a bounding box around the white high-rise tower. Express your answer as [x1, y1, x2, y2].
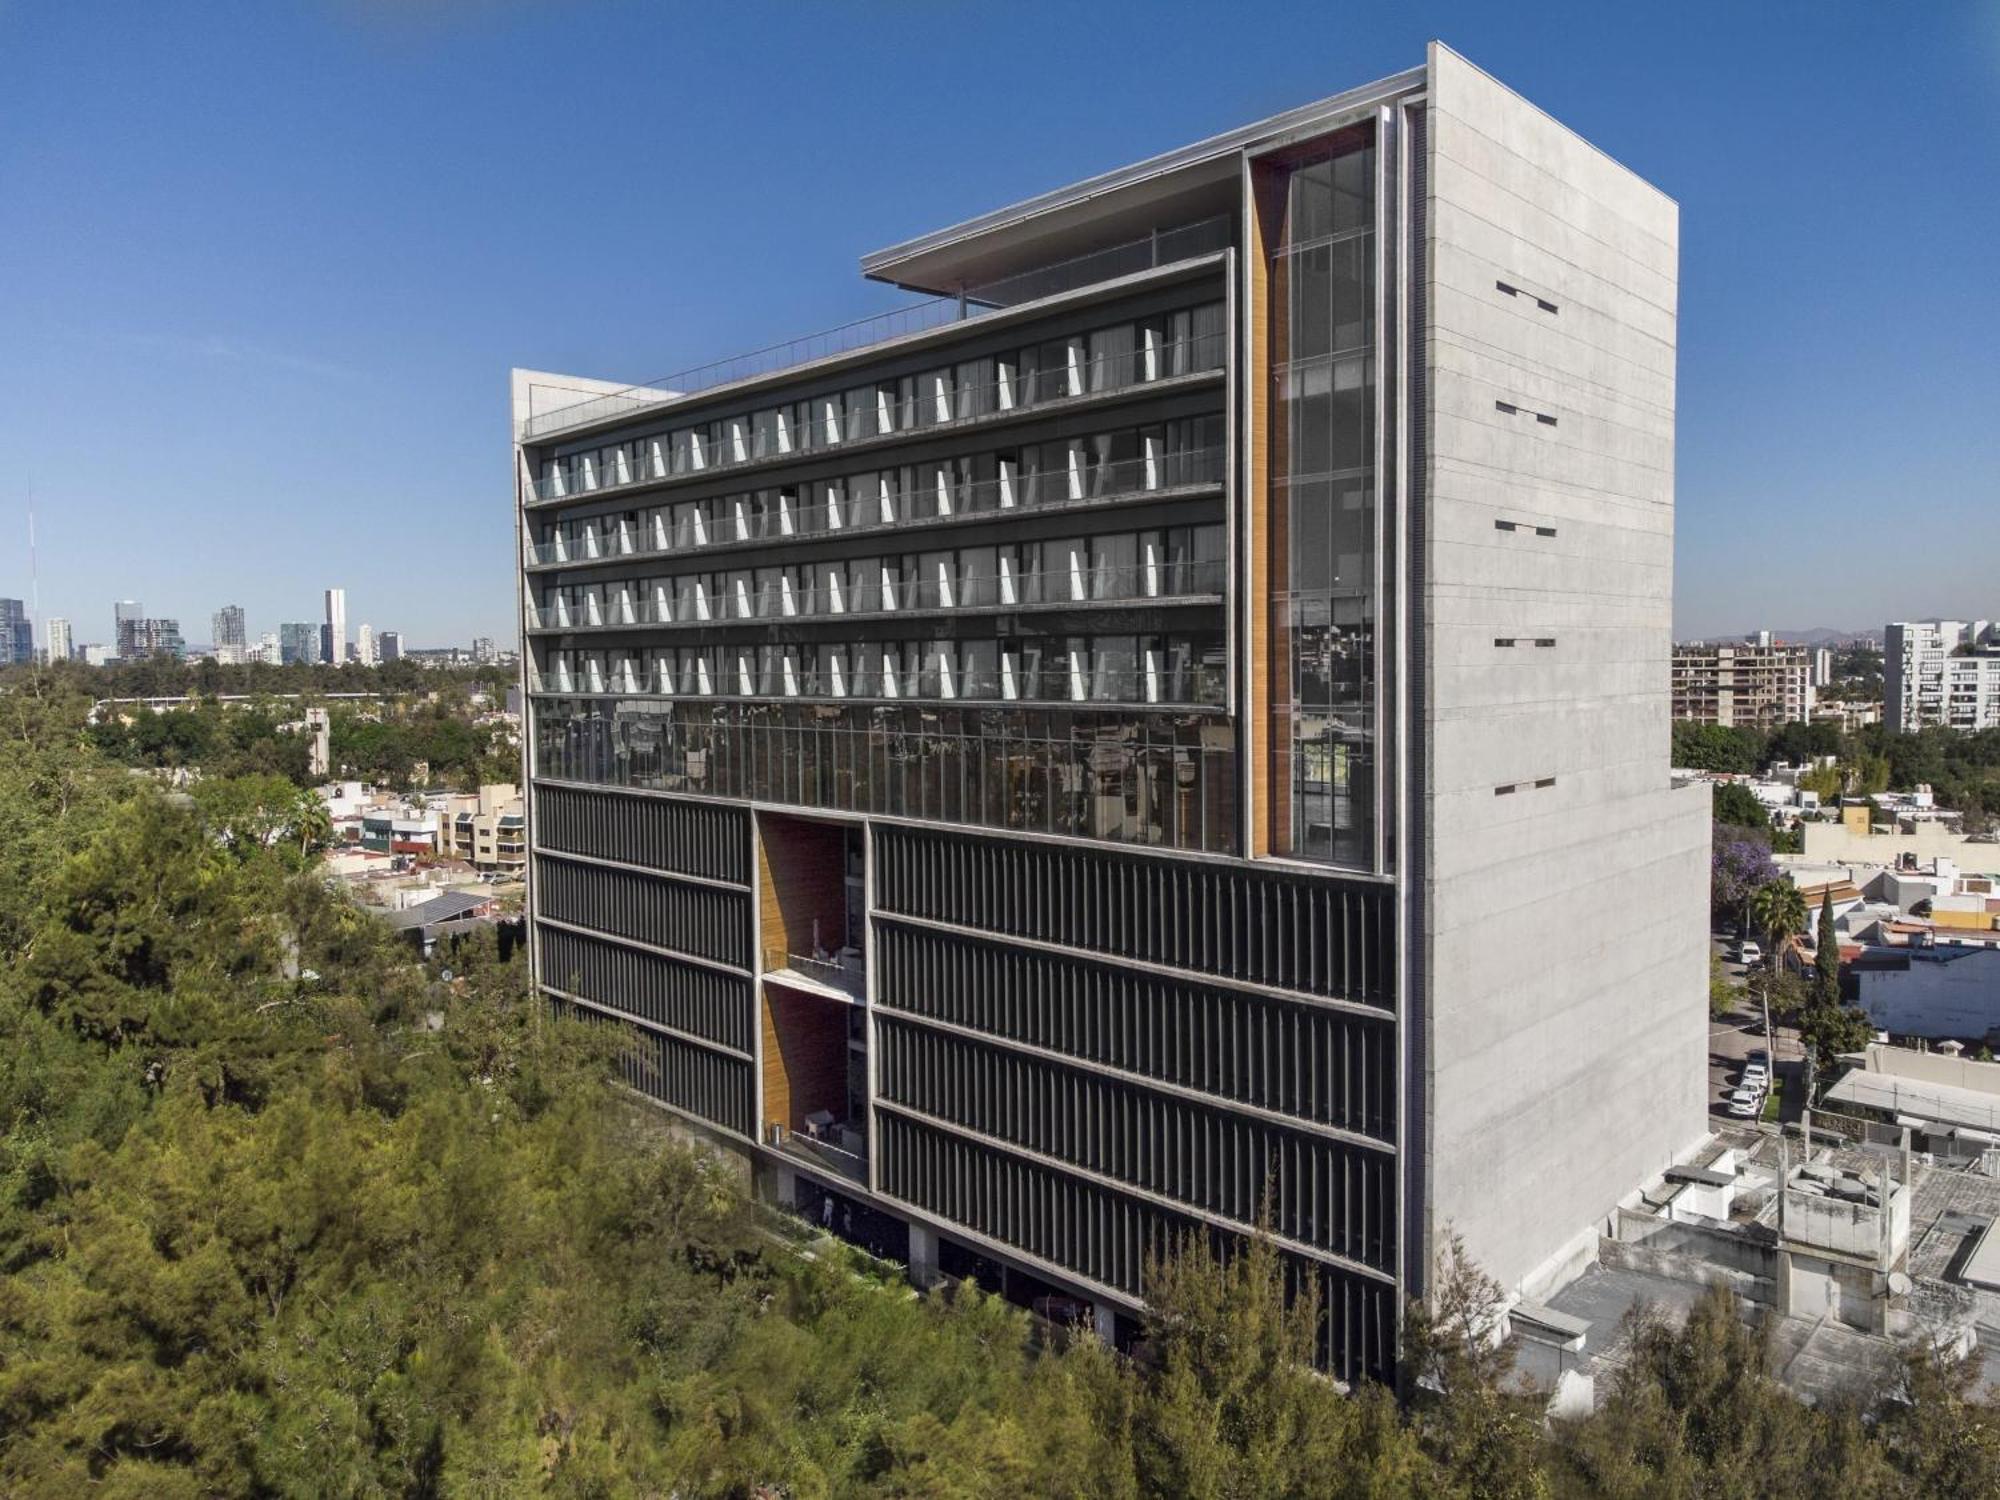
[323, 588, 347, 666]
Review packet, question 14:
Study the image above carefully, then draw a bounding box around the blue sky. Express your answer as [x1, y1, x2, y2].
[1, 1, 1995, 647]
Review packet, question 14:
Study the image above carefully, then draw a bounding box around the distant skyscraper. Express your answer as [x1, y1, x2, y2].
[45, 616, 73, 663]
[323, 588, 347, 666]
[120, 618, 184, 660]
[114, 600, 144, 658]
[146, 619, 185, 660]
[279, 622, 317, 666]
[355, 623, 378, 667]
[0, 599, 32, 666]
[256, 630, 281, 665]
[79, 644, 113, 667]
[379, 630, 403, 663]
[472, 635, 496, 665]
[212, 604, 248, 664]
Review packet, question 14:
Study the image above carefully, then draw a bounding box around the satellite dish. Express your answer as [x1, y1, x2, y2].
[1888, 1272, 1913, 1296]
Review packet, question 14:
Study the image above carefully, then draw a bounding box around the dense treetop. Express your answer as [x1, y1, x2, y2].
[0, 672, 1995, 1496]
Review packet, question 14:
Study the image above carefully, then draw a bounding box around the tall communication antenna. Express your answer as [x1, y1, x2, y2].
[27, 494, 39, 631]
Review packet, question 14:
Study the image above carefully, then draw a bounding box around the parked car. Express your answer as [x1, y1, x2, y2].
[1741, 1062, 1769, 1088]
[1738, 941, 1763, 966]
[1747, 1048, 1771, 1069]
[1727, 1093, 1762, 1119]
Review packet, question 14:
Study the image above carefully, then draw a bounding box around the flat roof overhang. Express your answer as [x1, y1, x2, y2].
[859, 62, 1428, 297]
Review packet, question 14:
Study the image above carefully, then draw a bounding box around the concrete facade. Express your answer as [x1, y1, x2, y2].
[1421, 45, 1709, 1298]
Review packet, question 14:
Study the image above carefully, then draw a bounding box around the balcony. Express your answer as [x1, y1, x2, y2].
[528, 653, 1228, 709]
[763, 946, 866, 1003]
[526, 557, 1226, 635]
[523, 446, 1226, 571]
[519, 217, 1232, 443]
[522, 337, 1226, 510]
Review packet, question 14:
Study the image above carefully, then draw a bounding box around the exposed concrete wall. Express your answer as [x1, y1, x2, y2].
[1421, 42, 1709, 1299]
[1802, 821, 2000, 878]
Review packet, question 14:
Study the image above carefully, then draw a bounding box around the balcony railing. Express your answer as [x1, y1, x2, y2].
[524, 446, 1225, 569]
[529, 658, 1227, 708]
[773, 1123, 868, 1186]
[518, 217, 1232, 441]
[523, 336, 1226, 506]
[528, 558, 1225, 633]
[763, 947, 866, 1001]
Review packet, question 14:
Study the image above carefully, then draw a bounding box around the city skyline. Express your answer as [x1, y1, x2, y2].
[1, 4, 1996, 643]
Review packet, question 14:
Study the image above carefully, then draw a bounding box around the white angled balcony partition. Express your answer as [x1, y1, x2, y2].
[1066, 647, 1088, 702]
[581, 654, 605, 693]
[1144, 432, 1163, 490]
[998, 457, 1017, 509]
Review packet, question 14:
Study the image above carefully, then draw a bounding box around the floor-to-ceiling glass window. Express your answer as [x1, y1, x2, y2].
[1267, 126, 1377, 868]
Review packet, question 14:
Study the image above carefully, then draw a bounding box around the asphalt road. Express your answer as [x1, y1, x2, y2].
[1708, 929, 1804, 1123]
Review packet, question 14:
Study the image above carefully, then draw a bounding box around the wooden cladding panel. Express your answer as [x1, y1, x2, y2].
[761, 987, 848, 1136]
[756, 813, 849, 964]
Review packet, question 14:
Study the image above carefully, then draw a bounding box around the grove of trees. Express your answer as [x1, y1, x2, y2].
[1, 671, 1996, 1495]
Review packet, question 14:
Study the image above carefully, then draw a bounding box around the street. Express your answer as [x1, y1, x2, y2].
[1709, 928, 1805, 1123]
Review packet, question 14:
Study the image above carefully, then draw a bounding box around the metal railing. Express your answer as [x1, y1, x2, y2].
[523, 446, 1226, 567]
[528, 558, 1225, 632]
[519, 217, 1232, 441]
[524, 334, 1225, 502]
[529, 658, 1227, 708]
[764, 947, 866, 999]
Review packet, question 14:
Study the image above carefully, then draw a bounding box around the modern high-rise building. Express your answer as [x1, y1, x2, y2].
[279, 621, 318, 666]
[355, 623, 379, 667]
[113, 600, 144, 658]
[45, 616, 73, 664]
[0, 599, 33, 666]
[472, 635, 497, 665]
[511, 44, 1707, 1382]
[1670, 640, 1814, 728]
[120, 618, 184, 660]
[256, 630, 282, 665]
[1886, 620, 2000, 733]
[324, 588, 348, 666]
[379, 630, 404, 663]
[212, 604, 248, 664]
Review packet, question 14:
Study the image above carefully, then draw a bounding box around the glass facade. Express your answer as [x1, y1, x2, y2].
[1267, 128, 1380, 869]
[534, 698, 1237, 853]
[529, 301, 1227, 506]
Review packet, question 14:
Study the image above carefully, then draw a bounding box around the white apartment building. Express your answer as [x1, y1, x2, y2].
[356, 623, 379, 667]
[1885, 620, 2000, 732]
[45, 617, 73, 663]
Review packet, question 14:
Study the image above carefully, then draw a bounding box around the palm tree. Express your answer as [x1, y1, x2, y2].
[290, 787, 333, 859]
[1748, 879, 1807, 955]
[1747, 878, 1809, 1096]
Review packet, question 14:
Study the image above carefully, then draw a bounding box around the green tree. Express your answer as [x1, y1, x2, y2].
[1402, 1234, 1547, 1500]
[1812, 890, 1841, 1013]
[1712, 781, 1771, 830]
[1748, 878, 1807, 955]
